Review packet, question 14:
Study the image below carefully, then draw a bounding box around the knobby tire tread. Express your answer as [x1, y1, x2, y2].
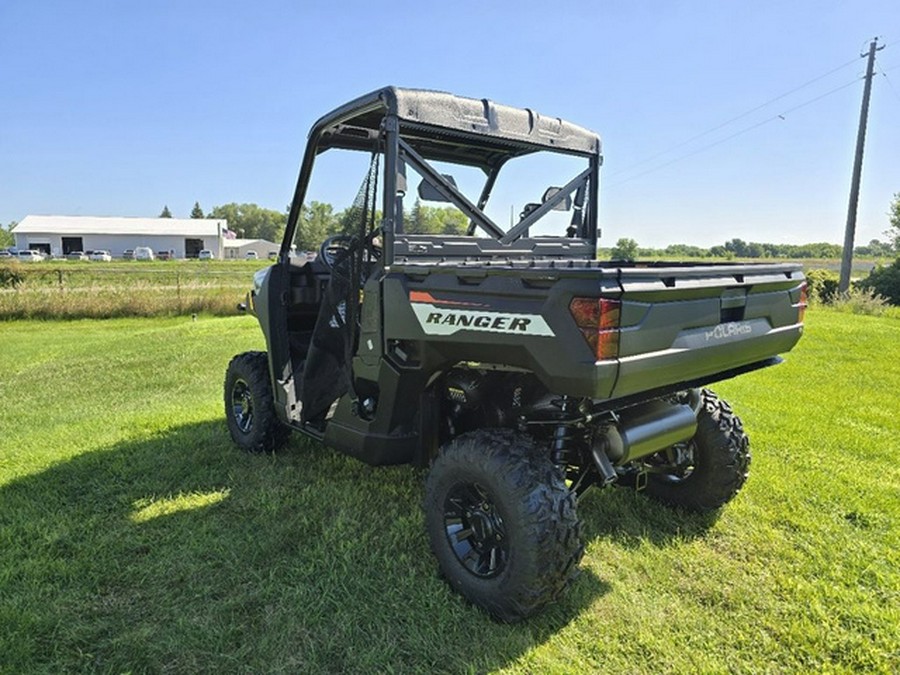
[424, 429, 583, 622]
[645, 388, 751, 512]
[224, 351, 291, 453]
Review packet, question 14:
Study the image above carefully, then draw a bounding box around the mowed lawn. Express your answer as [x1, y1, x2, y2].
[0, 310, 897, 673]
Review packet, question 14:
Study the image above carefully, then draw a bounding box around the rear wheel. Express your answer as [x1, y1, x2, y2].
[424, 429, 583, 622]
[642, 389, 750, 512]
[224, 351, 291, 453]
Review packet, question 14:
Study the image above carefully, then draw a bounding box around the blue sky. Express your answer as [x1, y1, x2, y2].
[1, 1, 898, 248]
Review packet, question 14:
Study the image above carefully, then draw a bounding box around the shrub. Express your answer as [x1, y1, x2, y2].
[0, 265, 23, 289]
[830, 286, 890, 317]
[858, 258, 900, 305]
[805, 268, 840, 304]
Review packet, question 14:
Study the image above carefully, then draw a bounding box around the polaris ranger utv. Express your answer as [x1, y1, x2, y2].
[225, 87, 806, 621]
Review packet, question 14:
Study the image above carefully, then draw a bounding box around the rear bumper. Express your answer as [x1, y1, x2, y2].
[610, 322, 803, 398]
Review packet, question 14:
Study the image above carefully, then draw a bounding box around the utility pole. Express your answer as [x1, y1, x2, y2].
[840, 38, 883, 293]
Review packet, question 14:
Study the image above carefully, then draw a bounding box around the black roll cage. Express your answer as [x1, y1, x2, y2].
[280, 87, 602, 265]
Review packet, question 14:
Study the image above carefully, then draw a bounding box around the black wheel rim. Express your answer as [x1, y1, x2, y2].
[443, 482, 508, 578]
[231, 378, 254, 433]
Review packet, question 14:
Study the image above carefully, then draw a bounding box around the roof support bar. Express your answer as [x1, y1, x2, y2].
[467, 162, 505, 236]
[382, 116, 400, 266]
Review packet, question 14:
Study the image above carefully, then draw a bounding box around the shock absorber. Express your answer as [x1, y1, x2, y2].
[549, 396, 589, 468]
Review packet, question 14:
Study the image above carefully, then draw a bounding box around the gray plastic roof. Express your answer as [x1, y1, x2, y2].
[311, 86, 601, 160]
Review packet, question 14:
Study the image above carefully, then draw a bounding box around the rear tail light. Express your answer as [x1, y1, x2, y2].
[798, 282, 808, 323]
[569, 297, 622, 360]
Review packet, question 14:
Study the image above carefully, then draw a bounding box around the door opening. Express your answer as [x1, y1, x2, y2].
[62, 237, 84, 254]
[185, 238, 203, 258]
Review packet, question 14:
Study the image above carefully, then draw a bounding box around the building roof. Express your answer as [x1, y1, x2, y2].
[13, 215, 226, 237]
[223, 238, 277, 248]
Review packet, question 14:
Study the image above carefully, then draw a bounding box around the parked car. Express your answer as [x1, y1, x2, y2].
[90, 250, 112, 262]
[18, 250, 45, 262]
[245, 251, 258, 260]
[0, 249, 12, 258]
[123, 249, 135, 260]
[134, 246, 154, 261]
[66, 251, 88, 261]
[198, 249, 214, 260]
[157, 250, 172, 261]
[268, 251, 278, 260]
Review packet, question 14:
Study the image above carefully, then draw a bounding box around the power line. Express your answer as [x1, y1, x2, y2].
[604, 76, 864, 190]
[605, 54, 865, 178]
[879, 70, 900, 106]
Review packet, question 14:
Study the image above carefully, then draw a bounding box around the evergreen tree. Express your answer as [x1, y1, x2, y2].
[410, 198, 423, 232]
[160, 205, 172, 218]
[190, 202, 204, 219]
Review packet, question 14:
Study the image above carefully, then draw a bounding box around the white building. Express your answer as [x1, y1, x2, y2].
[223, 238, 280, 259]
[12, 215, 229, 259]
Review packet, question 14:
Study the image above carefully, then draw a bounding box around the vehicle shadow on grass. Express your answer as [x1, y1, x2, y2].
[577, 484, 721, 547]
[0, 420, 611, 674]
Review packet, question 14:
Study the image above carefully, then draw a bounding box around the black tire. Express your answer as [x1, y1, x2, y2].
[224, 351, 291, 453]
[424, 429, 583, 622]
[643, 389, 750, 512]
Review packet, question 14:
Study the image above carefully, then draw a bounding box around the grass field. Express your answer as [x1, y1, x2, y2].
[0, 309, 897, 672]
[0, 260, 265, 319]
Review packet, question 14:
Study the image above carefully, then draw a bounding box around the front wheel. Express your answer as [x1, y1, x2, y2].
[424, 429, 583, 622]
[224, 351, 291, 453]
[642, 389, 750, 512]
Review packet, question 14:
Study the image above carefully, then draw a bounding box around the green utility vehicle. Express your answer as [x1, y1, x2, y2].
[225, 87, 806, 621]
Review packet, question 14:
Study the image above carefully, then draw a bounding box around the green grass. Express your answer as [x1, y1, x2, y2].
[0, 309, 897, 672]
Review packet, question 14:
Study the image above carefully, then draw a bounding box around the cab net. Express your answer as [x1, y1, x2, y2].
[299, 150, 380, 422]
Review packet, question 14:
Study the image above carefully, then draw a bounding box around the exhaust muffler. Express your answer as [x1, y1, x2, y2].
[594, 399, 698, 467]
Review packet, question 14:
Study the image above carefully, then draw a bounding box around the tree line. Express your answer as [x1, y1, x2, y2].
[4, 191, 899, 257]
[162, 191, 900, 259]
[609, 193, 900, 260]
[608, 237, 894, 261]
[158, 199, 468, 251]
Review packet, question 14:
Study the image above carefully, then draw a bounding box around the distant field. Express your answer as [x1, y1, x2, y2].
[0, 308, 897, 672]
[2, 255, 891, 320]
[790, 257, 888, 275]
[0, 259, 265, 319]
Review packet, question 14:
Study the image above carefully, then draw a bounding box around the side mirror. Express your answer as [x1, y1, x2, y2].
[417, 175, 457, 203]
[542, 187, 572, 211]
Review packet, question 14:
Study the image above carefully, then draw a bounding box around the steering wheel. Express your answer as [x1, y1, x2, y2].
[318, 233, 384, 271]
[318, 234, 354, 271]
